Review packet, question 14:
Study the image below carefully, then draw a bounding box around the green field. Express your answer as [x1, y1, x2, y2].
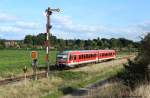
[0, 50, 130, 77]
[0, 49, 57, 77]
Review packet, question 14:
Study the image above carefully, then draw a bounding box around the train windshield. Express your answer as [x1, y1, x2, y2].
[57, 54, 68, 60]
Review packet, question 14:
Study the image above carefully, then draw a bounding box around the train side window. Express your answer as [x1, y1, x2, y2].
[79, 55, 81, 59]
[82, 55, 84, 59]
[91, 54, 93, 58]
[87, 54, 88, 58]
[90, 54, 92, 58]
[100, 53, 102, 57]
[74, 56, 76, 60]
[84, 54, 86, 59]
[88, 54, 90, 58]
[86, 54, 88, 58]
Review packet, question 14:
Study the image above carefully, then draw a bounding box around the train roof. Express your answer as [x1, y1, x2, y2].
[59, 50, 115, 54]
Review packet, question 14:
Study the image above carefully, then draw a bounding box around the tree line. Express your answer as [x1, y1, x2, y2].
[0, 33, 139, 50]
[23, 33, 139, 51]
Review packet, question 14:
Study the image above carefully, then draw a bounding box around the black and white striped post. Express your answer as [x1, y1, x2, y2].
[45, 7, 60, 77]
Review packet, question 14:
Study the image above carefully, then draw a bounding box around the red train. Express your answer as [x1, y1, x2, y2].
[56, 50, 116, 67]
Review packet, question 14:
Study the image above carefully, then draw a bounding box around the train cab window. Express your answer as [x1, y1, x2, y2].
[69, 55, 72, 60]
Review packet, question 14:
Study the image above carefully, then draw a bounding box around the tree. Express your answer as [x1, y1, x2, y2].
[36, 33, 46, 45]
[0, 40, 5, 49]
[110, 38, 118, 49]
[84, 39, 92, 50]
[24, 35, 33, 44]
[97, 38, 102, 49]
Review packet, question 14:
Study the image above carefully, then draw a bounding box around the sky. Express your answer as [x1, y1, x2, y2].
[0, 0, 150, 41]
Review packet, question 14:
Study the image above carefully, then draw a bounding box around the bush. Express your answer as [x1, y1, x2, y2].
[118, 33, 150, 88]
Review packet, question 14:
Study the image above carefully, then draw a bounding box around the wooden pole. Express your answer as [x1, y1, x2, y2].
[45, 7, 60, 77]
[23, 66, 27, 86]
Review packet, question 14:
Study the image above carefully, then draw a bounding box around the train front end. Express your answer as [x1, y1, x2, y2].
[56, 51, 69, 67]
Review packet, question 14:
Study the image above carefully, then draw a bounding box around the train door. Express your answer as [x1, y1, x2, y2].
[73, 55, 77, 64]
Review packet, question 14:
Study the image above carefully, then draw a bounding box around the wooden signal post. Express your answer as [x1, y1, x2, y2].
[45, 7, 60, 77]
[31, 51, 38, 80]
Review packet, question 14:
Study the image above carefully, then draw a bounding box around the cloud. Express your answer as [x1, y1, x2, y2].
[51, 15, 150, 41]
[15, 21, 40, 30]
[0, 12, 149, 41]
[0, 12, 41, 39]
[52, 15, 108, 33]
[0, 12, 17, 22]
[0, 26, 22, 33]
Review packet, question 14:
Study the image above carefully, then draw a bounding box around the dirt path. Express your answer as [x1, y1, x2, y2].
[62, 56, 135, 98]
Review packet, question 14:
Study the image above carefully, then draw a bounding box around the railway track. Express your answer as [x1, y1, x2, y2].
[0, 55, 134, 86]
[0, 72, 46, 86]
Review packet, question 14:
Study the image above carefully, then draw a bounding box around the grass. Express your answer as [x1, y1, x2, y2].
[0, 49, 57, 77]
[80, 81, 150, 98]
[0, 49, 133, 98]
[42, 61, 124, 98]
